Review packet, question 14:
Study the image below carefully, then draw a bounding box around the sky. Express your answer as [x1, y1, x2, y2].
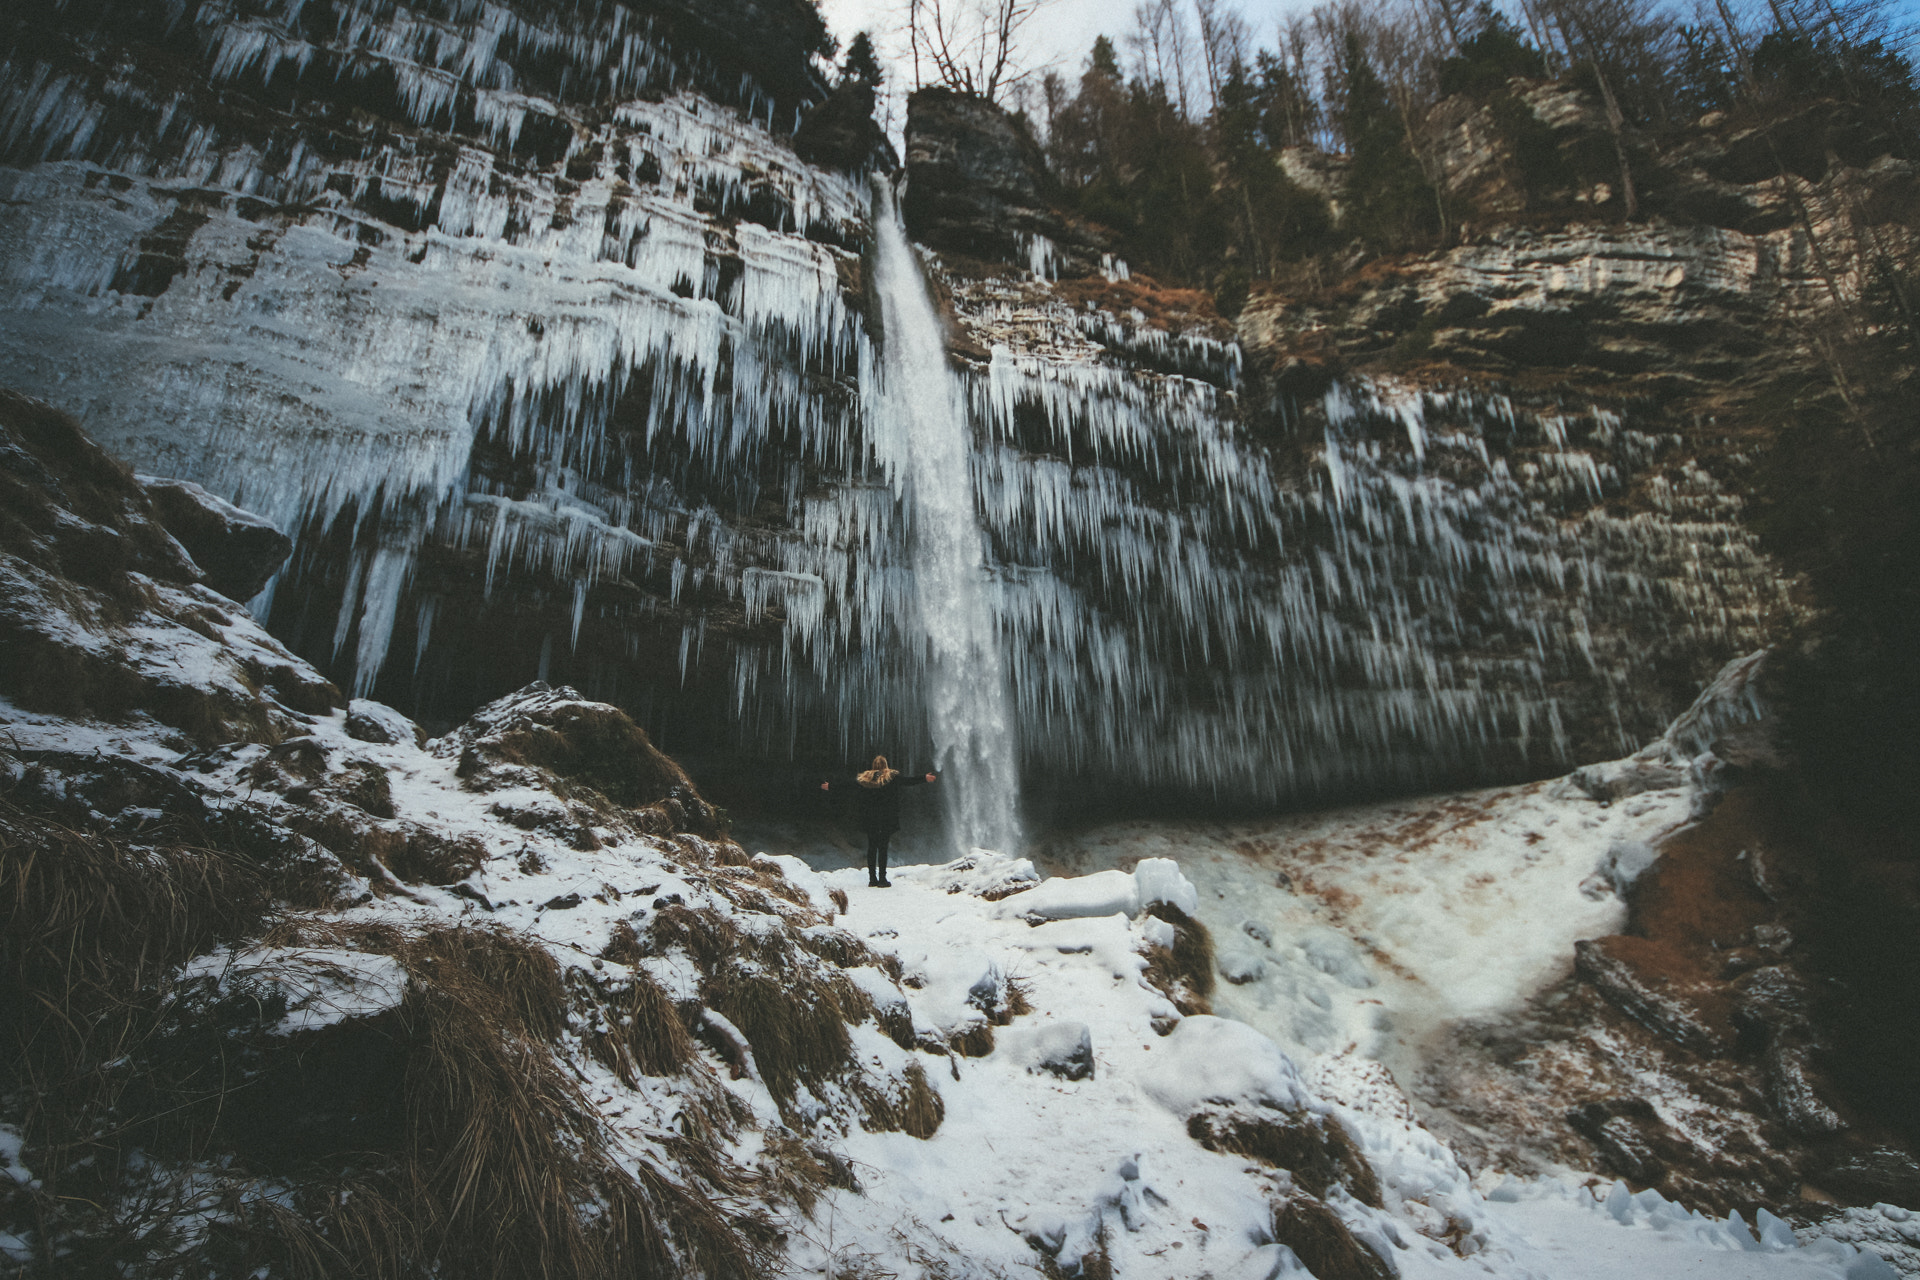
[818, 0, 1920, 120]
[816, 0, 1303, 130]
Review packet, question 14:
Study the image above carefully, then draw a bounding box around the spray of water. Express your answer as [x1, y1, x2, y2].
[866, 180, 1023, 855]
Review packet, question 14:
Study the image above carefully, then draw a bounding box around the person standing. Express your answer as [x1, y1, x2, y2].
[820, 756, 937, 887]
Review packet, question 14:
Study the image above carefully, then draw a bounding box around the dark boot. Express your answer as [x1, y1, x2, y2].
[866, 843, 880, 887]
[876, 839, 891, 887]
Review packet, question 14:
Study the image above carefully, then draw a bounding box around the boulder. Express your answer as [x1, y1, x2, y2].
[346, 698, 424, 747]
[1573, 938, 1718, 1052]
[1567, 1100, 1667, 1185]
[138, 475, 293, 603]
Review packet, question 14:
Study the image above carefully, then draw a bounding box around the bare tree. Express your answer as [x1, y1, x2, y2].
[906, 0, 1057, 104]
[1529, 0, 1677, 216]
[1195, 0, 1253, 113]
[1128, 0, 1199, 118]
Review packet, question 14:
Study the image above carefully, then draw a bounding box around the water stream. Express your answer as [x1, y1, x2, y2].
[867, 182, 1023, 855]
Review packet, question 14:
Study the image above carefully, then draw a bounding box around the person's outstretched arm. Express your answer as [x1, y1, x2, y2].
[900, 771, 936, 787]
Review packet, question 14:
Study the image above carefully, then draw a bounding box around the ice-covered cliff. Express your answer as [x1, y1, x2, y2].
[0, 0, 1794, 819]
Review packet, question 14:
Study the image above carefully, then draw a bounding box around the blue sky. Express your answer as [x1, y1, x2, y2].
[819, 0, 1920, 106]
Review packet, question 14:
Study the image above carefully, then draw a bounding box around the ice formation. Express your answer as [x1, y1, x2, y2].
[867, 185, 1021, 854]
[0, 0, 1782, 808]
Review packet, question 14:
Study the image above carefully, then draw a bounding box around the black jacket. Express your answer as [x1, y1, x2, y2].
[827, 772, 929, 836]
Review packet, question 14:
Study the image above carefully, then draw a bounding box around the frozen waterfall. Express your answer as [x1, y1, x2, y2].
[867, 184, 1023, 855]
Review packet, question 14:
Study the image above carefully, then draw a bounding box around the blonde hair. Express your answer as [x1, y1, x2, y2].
[857, 755, 899, 787]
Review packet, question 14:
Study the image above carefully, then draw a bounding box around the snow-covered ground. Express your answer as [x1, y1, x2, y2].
[786, 851, 1893, 1279]
[1038, 778, 1693, 1092]
[3, 673, 1901, 1277]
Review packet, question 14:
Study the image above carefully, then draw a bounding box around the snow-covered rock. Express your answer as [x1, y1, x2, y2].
[999, 1020, 1095, 1080]
[1139, 1016, 1314, 1116]
[345, 698, 423, 747]
[1001, 868, 1141, 922]
[136, 474, 292, 604]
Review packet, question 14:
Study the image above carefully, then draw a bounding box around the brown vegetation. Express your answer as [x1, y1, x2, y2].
[1270, 1196, 1394, 1280]
[1187, 1104, 1382, 1206]
[1140, 901, 1216, 1015]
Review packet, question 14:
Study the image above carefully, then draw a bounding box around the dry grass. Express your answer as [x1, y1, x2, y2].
[0, 798, 278, 1274]
[571, 964, 694, 1084]
[468, 702, 694, 813]
[401, 926, 565, 1041]
[1141, 902, 1216, 1015]
[756, 1130, 842, 1215]
[853, 1062, 945, 1139]
[1270, 1196, 1393, 1280]
[0, 800, 774, 1279]
[701, 957, 869, 1104]
[949, 1022, 996, 1058]
[282, 922, 772, 1279]
[649, 902, 743, 968]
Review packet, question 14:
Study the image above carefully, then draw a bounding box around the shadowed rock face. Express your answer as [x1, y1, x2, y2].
[902, 88, 1109, 277]
[140, 476, 293, 604]
[794, 81, 897, 173]
[0, 391, 338, 744]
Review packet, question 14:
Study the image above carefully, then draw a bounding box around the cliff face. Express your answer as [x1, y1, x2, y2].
[899, 87, 1812, 807]
[1, 2, 1888, 812]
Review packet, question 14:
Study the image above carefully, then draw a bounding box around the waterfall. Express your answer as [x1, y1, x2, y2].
[867, 182, 1023, 855]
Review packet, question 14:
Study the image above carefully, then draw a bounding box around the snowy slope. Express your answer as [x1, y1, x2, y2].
[1039, 778, 1694, 1090]
[772, 853, 1890, 1280]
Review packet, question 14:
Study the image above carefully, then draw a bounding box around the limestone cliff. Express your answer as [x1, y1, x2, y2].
[3, 6, 1898, 813]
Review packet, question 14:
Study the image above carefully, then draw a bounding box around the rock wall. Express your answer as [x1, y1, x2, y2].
[0, 11, 1837, 812]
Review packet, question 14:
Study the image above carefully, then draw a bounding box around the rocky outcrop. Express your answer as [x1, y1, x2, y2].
[1240, 93, 1917, 411]
[0, 390, 338, 744]
[902, 87, 1108, 276]
[794, 80, 896, 173]
[139, 476, 293, 603]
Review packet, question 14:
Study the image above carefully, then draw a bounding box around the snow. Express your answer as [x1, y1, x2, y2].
[177, 947, 410, 1035]
[1138, 1015, 1314, 1115]
[1041, 774, 1696, 1082]
[776, 850, 1874, 1280]
[2, 673, 1897, 1278]
[999, 868, 1140, 922]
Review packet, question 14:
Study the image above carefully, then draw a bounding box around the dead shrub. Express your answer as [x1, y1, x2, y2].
[855, 1061, 945, 1139]
[1270, 1196, 1393, 1280]
[576, 965, 695, 1084]
[650, 902, 742, 967]
[1142, 902, 1215, 1015]
[829, 887, 850, 914]
[1187, 1104, 1382, 1206]
[701, 960, 869, 1103]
